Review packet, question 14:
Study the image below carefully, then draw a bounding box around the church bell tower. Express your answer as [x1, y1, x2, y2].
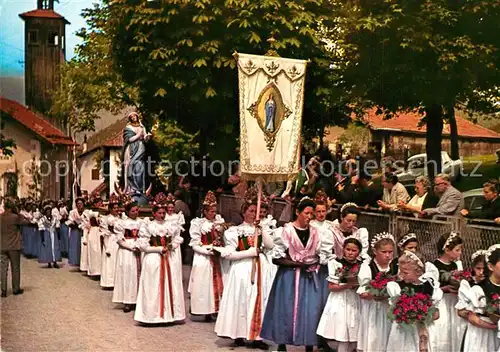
[19, 0, 69, 127]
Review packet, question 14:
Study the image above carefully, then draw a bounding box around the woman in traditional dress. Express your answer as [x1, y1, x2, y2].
[214, 187, 274, 349]
[58, 200, 69, 257]
[397, 233, 419, 254]
[122, 112, 151, 196]
[30, 204, 42, 258]
[428, 232, 465, 352]
[134, 193, 185, 324]
[188, 191, 227, 321]
[112, 196, 144, 313]
[37, 205, 61, 268]
[386, 252, 442, 352]
[66, 198, 86, 268]
[260, 197, 326, 352]
[20, 202, 36, 257]
[99, 193, 121, 289]
[82, 196, 103, 277]
[356, 233, 398, 352]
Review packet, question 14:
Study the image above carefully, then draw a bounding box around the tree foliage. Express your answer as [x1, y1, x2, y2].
[105, 0, 350, 158]
[332, 0, 500, 178]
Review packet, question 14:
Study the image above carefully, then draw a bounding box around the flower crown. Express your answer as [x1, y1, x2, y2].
[398, 233, 417, 249]
[442, 232, 460, 251]
[402, 250, 424, 268]
[314, 189, 329, 205]
[120, 193, 136, 208]
[108, 192, 121, 205]
[371, 232, 395, 249]
[149, 192, 169, 208]
[298, 196, 313, 205]
[244, 186, 259, 205]
[485, 244, 500, 264]
[471, 249, 488, 262]
[340, 202, 358, 214]
[202, 191, 217, 207]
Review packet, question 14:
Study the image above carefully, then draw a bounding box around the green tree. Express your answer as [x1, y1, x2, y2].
[0, 113, 17, 157]
[333, 0, 500, 179]
[105, 0, 350, 159]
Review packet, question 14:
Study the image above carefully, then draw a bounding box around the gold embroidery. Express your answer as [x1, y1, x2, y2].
[265, 61, 279, 75]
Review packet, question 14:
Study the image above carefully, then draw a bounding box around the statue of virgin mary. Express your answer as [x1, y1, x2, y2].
[122, 112, 151, 202]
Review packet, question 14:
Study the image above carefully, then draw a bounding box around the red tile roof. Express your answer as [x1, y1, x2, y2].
[19, 9, 70, 24]
[0, 97, 76, 145]
[80, 118, 127, 157]
[359, 108, 500, 139]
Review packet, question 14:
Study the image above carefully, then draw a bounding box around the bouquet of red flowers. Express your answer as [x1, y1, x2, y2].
[448, 270, 473, 290]
[365, 272, 395, 298]
[336, 262, 361, 285]
[388, 289, 438, 330]
[485, 293, 500, 324]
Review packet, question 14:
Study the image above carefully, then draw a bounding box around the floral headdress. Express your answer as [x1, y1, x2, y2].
[471, 249, 488, 262]
[89, 195, 103, 208]
[260, 191, 271, 208]
[340, 202, 358, 214]
[402, 250, 424, 268]
[298, 196, 313, 206]
[149, 192, 169, 208]
[314, 189, 329, 205]
[166, 193, 176, 205]
[120, 193, 135, 208]
[485, 244, 500, 263]
[108, 192, 121, 205]
[371, 232, 395, 249]
[43, 204, 53, 214]
[398, 233, 417, 249]
[202, 191, 217, 207]
[442, 232, 460, 251]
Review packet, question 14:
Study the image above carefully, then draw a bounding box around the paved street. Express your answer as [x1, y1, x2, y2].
[1, 257, 303, 352]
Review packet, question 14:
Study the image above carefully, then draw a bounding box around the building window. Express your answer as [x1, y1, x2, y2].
[61, 35, 65, 50]
[28, 30, 39, 45]
[91, 168, 100, 180]
[48, 32, 59, 46]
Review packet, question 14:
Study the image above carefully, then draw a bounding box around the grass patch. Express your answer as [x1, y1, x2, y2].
[454, 155, 499, 192]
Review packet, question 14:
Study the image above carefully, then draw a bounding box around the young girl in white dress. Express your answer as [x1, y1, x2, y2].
[214, 188, 273, 349]
[134, 193, 185, 324]
[317, 238, 363, 352]
[112, 198, 144, 313]
[386, 251, 442, 352]
[188, 191, 227, 321]
[357, 232, 398, 352]
[428, 232, 465, 352]
[99, 194, 121, 289]
[456, 246, 500, 352]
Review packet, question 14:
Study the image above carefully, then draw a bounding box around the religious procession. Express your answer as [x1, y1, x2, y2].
[1, 50, 499, 352]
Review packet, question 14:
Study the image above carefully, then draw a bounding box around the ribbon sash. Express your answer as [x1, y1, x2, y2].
[248, 256, 263, 340]
[210, 256, 224, 312]
[159, 236, 175, 319]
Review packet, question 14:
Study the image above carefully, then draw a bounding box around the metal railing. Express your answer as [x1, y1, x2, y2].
[217, 194, 499, 268]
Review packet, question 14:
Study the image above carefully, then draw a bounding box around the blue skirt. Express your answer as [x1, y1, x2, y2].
[68, 228, 82, 266]
[59, 223, 69, 254]
[260, 266, 324, 346]
[38, 229, 61, 263]
[318, 264, 329, 308]
[31, 229, 40, 258]
[21, 225, 31, 256]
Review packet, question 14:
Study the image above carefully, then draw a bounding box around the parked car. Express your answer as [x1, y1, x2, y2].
[462, 188, 486, 213]
[396, 151, 463, 186]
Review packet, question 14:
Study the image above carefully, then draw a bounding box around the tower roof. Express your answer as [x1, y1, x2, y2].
[19, 9, 70, 24]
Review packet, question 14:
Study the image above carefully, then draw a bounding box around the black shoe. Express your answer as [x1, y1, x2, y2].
[53, 262, 59, 269]
[232, 338, 245, 347]
[13, 289, 24, 295]
[249, 341, 269, 350]
[277, 345, 287, 352]
[47, 263, 52, 268]
[123, 304, 132, 313]
[204, 314, 212, 322]
[1, 291, 6, 297]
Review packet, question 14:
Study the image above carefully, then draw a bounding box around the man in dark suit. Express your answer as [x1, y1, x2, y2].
[0, 197, 26, 297]
[461, 180, 500, 220]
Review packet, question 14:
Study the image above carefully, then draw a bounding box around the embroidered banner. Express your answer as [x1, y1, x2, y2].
[235, 53, 307, 181]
